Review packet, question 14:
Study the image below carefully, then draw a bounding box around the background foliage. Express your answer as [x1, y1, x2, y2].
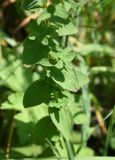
[0, 0, 115, 159]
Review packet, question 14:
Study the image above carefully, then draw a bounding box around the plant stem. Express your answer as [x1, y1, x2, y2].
[104, 106, 115, 156]
[64, 138, 75, 160]
[6, 110, 16, 160]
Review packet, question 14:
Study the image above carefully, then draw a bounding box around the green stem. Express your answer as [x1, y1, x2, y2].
[104, 106, 115, 156]
[64, 138, 75, 160]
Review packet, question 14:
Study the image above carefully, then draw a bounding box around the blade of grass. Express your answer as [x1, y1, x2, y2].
[104, 105, 115, 156]
[64, 137, 75, 160]
[81, 85, 91, 147]
[45, 138, 60, 158]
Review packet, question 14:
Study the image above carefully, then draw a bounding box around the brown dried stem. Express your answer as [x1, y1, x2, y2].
[14, 13, 39, 33]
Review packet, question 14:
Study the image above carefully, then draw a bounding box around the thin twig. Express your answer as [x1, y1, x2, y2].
[14, 13, 39, 33]
[95, 109, 107, 134]
[6, 110, 16, 160]
[88, 110, 113, 141]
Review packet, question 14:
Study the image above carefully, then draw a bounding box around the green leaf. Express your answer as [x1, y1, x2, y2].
[78, 147, 94, 156]
[57, 21, 77, 36]
[50, 16, 77, 36]
[22, 38, 50, 65]
[68, 0, 79, 8]
[29, 21, 55, 43]
[50, 65, 88, 92]
[0, 47, 35, 92]
[39, 58, 53, 67]
[37, 3, 68, 25]
[37, 5, 55, 24]
[15, 103, 48, 123]
[69, 0, 88, 9]
[54, 3, 68, 19]
[15, 104, 48, 144]
[39, 47, 76, 68]
[50, 66, 79, 92]
[37, 9, 52, 24]
[63, 1, 71, 12]
[74, 68, 89, 87]
[49, 107, 73, 140]
[23, 79, 51, 107]
[74, 112, 88, 124]
[21, 0, 46, 11]
[33, 116, 57, 144]
[1, 93, 24, 111]
[11, 144, 43, 157]
[58, 47, 76, 62]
